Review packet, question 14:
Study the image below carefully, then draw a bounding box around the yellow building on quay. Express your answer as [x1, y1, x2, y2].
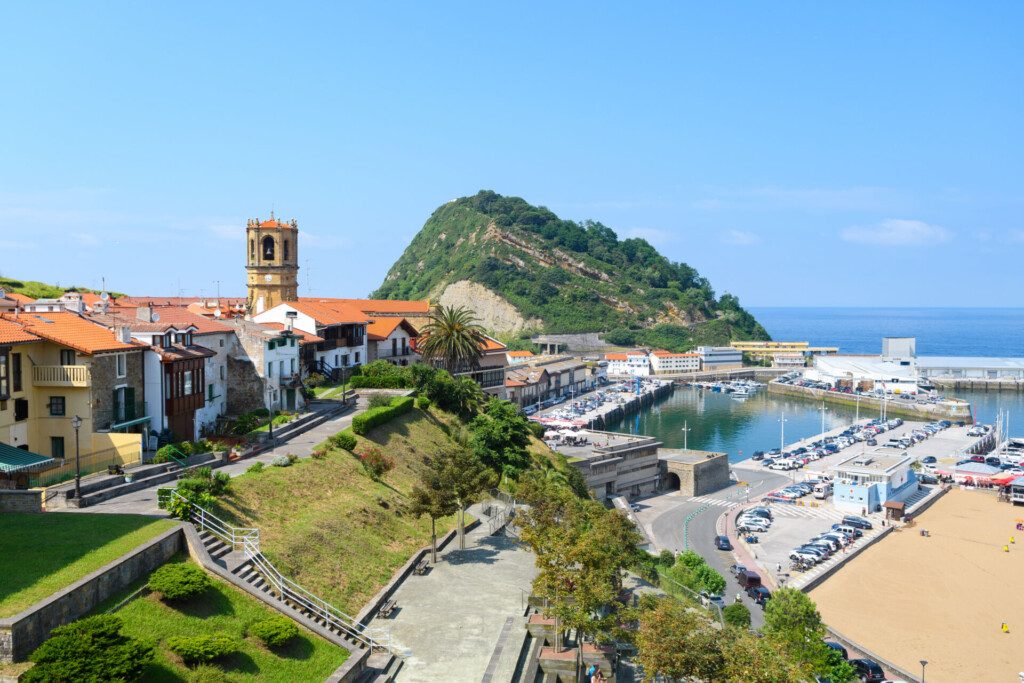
[0, 312, 146, 490]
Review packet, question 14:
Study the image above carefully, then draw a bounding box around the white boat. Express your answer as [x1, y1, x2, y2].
[731, 387, 751, 399]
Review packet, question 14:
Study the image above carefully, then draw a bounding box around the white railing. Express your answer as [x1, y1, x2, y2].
[170, 491, 389, 653]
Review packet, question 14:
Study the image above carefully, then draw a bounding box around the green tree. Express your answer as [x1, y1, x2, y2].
[635, 598, 724, 682]
[435, 447, 497, 550]
[722, 602, 751, 629]
[419, 304, 486, 373]
[720, 628, 804, 682]
[468, 398, 533, 476]
[408, 456, 459, 563]
[763, 587, 854, 681]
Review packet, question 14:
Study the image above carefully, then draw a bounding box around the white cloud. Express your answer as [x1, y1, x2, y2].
[722, 229, 761, 246]
[693, 185, 906, 213]
[841, 219, 952, 246]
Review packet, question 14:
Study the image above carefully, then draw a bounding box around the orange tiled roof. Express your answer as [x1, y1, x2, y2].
[507, 350, 535, 357]
[307, 298, 430, 315]
[505, 379, 527, 387]
[605, 353, 628, 361]
[260, 322, 326, 345]
[258, 218, 296, 229]
[130, 307, 232, 335]
[3, 311, 144, 354]
[288, 300, 370, 326]
[366, 317, 418, 342]
[651, 350, 698, 358]
[481, 336, 507, 352]
[0, 319, 40, 345]
[116, 296, 247, 307]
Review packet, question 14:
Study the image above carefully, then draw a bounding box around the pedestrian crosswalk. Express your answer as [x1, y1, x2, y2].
[766, 504, 845, 521]
[684, 494, 741, 508]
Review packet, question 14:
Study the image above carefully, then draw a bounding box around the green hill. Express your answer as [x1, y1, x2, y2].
[0, 276, 123, 300]
[373, 191, 768, 350]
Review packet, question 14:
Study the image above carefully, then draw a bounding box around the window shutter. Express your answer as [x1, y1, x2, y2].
[113, 388, 120, 421]
[125, 387, 136, 420]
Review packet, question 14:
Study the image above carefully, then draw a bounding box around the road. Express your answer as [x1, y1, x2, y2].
[633, 466, 790, 629]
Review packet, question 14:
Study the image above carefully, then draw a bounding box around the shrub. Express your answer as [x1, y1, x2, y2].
[232, 413, 261, 435]
[305, 372, 327, 388]
[167, 633, 237, 665]
[658, 549, 676, 567]
[247, 461, 265, 474]
[25, 614, 153, 683]
[329, 430, 357, 451]
[723, 602, 751, 629]
[154, 444, 181, 463]
[351, 396, 414, 435]
[311, 449, 327, 460]
[415, 395, 431, 410]
[287, 453, 298, 464]
[367, 394, 394, 409]
[179, 441, 197, 456]
[249, 616, 300, 647]
[359, 447, 395, 481]
[527, 421, 546, 438]
[271, 455, 291, 467]
[148, 563, 212, 601]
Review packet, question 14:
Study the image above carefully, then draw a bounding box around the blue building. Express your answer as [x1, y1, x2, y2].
[833, 453, 918, 514]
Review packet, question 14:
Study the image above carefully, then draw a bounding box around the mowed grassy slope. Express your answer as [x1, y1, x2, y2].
[0, 513, 176, 617]
[103, 556, 347, 682]
[215, 406, 471, 615]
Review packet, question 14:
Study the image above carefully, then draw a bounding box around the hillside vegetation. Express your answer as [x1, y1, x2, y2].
[0, 276, 123, 300]
[374, 190, 768, 350]
[214, 405, 564, 615]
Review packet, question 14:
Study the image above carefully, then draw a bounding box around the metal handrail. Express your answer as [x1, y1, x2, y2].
[170, 491, 384, 652]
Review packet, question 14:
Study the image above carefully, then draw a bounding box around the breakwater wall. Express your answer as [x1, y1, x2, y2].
[931, 378, 1024, 393]
[767, 382, 974, 423]
[587, 382, 673, 430]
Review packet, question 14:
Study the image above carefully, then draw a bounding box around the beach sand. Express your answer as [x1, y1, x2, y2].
[811, 489, 1024, 683]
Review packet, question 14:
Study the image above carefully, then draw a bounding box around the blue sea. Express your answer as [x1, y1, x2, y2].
[607, 308, 1024, 460]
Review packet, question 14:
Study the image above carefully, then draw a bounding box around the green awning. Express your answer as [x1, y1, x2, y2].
[109, 415, 151, 431]
[0, 442, 55, 474]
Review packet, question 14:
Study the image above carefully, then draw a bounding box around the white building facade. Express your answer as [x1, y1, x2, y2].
[650, 351, 700, 374]
[605, 352, 651, 377]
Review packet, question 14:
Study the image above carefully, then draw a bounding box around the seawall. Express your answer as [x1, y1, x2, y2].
[931, 378, 1023, 393]
[586, 382, 674, 430]
[767, 382, 973, 423]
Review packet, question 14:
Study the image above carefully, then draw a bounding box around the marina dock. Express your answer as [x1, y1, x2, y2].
[530, 380, 674, 430]
[767, 380, 973, 423]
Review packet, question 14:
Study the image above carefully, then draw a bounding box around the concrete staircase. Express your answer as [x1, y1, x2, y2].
[901, 485, 932, 511]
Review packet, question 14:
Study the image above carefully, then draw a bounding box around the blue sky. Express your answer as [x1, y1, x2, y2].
[1, 3, 1021, 307]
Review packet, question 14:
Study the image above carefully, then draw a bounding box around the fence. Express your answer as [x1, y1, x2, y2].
[657, 571, 724, 626]
[31, 446, 141, 487]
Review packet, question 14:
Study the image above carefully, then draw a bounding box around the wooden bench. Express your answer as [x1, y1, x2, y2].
[379, 598, 397, 618]
[414, 558, 430, 575]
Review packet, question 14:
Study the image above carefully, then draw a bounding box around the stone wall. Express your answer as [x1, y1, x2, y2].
[90, 351, 146, 432]
[0, 490, 43, 513]
[691, 453, 730, 495]
[0, 526, 183, 663]
[227, 355, 264, 415]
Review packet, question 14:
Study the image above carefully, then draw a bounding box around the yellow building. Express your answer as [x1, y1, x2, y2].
[730, 340, 838, 359]
[0, 313, 147, 488]
[246, 213, 300, 315]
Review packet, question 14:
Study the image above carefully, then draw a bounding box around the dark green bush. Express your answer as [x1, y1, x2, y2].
[329, 430, 357, 451]
[247, 462, 265, 474]
[351, 396, 414, 435]
[25, 614, 153, 683]
[248, 616, 300, 647]
[305, 372, 327, 388]
[527, 421, 545, 438]
[415, 395, 431, 410]
[723, 602, 751, 629]
[148, 563, 212, 601]
[166, 633, 237, 665]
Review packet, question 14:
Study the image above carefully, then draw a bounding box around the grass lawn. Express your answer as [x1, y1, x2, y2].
[100, 556, 348, 682]
[249, 412, 296, 434]
[0, 513, 176, 617]
[215, 406, 469, 615]
[312, 383, 347, 399]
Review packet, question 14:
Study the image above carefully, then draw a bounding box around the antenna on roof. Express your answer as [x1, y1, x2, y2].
[100, 292, 109, 301]
[151, 312, 161, 323]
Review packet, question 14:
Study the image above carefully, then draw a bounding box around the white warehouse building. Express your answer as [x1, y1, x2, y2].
[805, 355, 921, 394]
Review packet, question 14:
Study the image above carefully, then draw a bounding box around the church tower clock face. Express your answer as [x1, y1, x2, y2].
[264, 274, 273, 283]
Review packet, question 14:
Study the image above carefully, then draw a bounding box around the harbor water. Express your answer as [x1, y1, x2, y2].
[607, 308, 1024, 460]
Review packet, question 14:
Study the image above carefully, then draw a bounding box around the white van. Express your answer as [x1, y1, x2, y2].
[813, 482, 833, 499]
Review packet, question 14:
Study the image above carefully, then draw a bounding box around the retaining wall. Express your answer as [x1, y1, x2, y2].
[767, 382, 973, 422]
[0, 490, 43, 513]
[0, 525, 184, 663]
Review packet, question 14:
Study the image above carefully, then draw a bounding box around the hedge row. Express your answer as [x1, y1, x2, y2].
[349, 374, 411, 389]
[351, 396, 414, 435]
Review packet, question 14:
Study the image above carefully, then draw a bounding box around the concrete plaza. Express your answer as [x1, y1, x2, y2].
[370, 518, 538, 683]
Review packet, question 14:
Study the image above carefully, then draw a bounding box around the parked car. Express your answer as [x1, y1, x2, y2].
[746, 585, 771, 607]
[866, 438, 877, 446]
[729, 563, 746, 577]
[714, 535, 733, 551]
[842, 515, 873, 530]
[699, 590, 725, 609]
[922, 456, 937, 464]
[849, 658, 885, 682]
[824, 641, 849, 660]
[737, 569, 762, 589]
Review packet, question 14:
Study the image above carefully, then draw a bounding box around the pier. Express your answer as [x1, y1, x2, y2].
[931, 378, 1024, 392]
[767, 380, 974, 423]
[531, 380, 674, 430]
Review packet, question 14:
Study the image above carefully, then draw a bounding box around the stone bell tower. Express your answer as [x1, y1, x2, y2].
[246, 212, 299, 315]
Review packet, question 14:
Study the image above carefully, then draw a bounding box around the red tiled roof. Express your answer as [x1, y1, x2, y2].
[0, 319, 40, 345]
[116, 296, 247, 307]
[4, 292, 34, 305]
[481, 336, 507, 352]
[257, 218, 296, 229]
[260, 322, 326, 345]
[307, 298, 430, 315]
[366, 317, 418, 342]
[505, 380, 527, 387]
[288, 300, 370, 326]
[507, 350, 534, 357]
[605, 353, 628, 361]
[2, 312, 144, 354]
[129, 307, 232, 335]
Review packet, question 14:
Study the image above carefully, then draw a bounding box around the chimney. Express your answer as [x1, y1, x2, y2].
[136, 306, 152, 322]
[118, 326, 132, 344]
[285, 310, 297, 333]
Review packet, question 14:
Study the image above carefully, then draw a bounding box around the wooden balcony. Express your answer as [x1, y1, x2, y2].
[32, 365, 91, 387]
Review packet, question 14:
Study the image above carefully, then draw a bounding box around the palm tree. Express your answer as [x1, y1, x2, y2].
[420, 305, 487, 373]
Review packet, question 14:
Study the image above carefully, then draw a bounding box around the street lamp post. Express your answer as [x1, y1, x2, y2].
[681, 420, 691, 451]
[70, 415, 82, 506]
[855, 395, 861, 423]
[920, 659, 928, 683]
[819, 402, 828, 439]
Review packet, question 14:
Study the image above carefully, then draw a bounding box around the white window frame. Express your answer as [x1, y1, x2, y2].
[115, 352, 127, 378]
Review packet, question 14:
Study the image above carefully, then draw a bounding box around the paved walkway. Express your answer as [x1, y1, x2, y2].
[370, 507, 538, 683]
[64, 401, 360, 516]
